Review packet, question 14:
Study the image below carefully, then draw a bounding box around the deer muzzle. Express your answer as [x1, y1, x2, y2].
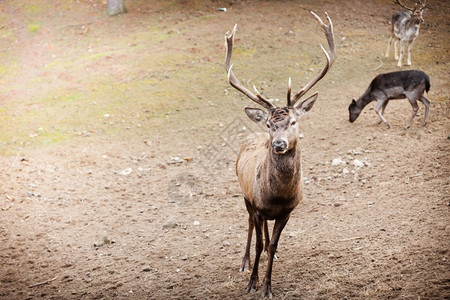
[272, 140, 288, 154]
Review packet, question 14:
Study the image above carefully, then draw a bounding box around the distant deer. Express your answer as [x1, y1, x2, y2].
[348, 70, 430, 129]
[225, 12, 335, 298]
[385, 0, 427, 67]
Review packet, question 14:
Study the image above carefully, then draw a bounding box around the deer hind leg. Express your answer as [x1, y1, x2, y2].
[405, 98, 420, 129]
[261, 216, 290, 299]
[263, 220, 270, 252]
[419, 96, 430, 126]
[240, 199, 254, 272]
[377, 100, 389, 125]
[263, 220, 278, 261]
[375, 99, 391, 128]
[246, 213, 264, 294]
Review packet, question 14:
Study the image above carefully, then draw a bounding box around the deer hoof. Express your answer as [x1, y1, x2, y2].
[261, 282, 272, 299]
[240, 259, 250, 272]
[246, 279, 258, 293]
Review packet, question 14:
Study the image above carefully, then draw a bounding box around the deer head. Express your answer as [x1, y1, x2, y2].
[395, 0, 427, 22]
[348, 99, 361, 123]
[225, 12, 336, 154]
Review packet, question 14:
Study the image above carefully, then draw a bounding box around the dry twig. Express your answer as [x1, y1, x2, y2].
[28, 276, 58, 288]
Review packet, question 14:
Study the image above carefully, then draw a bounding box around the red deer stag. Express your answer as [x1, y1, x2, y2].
[385, 0, 427, 67]
[225, 12, 335, 298]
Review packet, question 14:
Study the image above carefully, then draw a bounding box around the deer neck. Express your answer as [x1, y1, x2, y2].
[356, 90, 373, 109]
[407, 16, 421, 30]
[261, 142, 302, 198]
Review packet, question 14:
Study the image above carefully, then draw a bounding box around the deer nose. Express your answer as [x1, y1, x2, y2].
[272, 140, 287, 153]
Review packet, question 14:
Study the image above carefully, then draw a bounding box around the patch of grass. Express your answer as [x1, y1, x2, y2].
[0, 90, 98, 154]
[27, 21, 42, 32]
[131, 26, 177, 44]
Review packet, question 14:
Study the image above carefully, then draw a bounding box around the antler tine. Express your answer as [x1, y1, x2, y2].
[290, 12, 336, 106]
[225, 25, 274, 110]
[418, 0, 427, 9]
[287, 77, 292, 106]
[395, 0, 415, 11]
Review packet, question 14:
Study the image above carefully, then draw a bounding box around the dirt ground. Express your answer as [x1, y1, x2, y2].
[0, 0, 449, 299]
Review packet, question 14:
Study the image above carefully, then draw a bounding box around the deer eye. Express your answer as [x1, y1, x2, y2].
[291, 120, 297, 126]
[266, 123, 270, 128]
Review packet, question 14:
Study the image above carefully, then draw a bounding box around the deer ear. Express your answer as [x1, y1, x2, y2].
[294, 92, 318, 116]
[352, 99, 356, 105]
[244, 107, 268, 124]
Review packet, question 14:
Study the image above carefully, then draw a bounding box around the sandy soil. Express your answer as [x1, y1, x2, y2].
[0, 0, 449, 299]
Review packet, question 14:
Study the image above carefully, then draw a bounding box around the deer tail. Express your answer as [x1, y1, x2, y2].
[425, 76, 430, 93]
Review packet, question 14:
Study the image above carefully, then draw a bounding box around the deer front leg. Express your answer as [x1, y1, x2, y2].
[385, 35, 393, 58]
[398, 40, 405, 67]
[375, 100, 390, 128]
[376, 100, 389, 125]
[246, 213, 264, 294]
[261, 216, 290, 299]
[394, 39, 399, 60]
[407, 39, 415, 66]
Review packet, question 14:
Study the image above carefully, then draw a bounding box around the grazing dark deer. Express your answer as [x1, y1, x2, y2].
[385, 0, 427, 67]
[225, 12, 335, 298]
[348, 70, 430, 129]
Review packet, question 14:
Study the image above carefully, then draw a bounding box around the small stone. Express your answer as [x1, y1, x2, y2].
[94, 233, 111, 247]
[163, 216, 178, 229]
[223, 241, 231, 247]
[332, 158, 345, 166]
[119, 168, 132, 176]
[193, 221, 200, 226]
[142, 266, 151, 272]
[353, 159, 364, 168]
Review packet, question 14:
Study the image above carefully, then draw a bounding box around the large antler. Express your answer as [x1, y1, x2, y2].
[225, 24, 274, 110]
[290, 11, 336, 106]
[394, 0, 415, 11]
